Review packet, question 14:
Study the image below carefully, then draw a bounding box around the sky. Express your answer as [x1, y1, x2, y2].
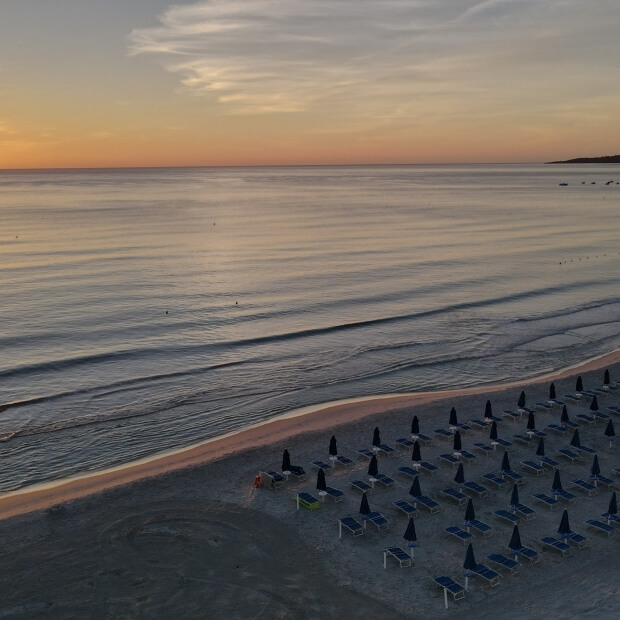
[1, 0, 619, 169]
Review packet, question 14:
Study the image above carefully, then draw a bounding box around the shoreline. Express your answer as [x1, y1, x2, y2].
[1, 347, 618, 521]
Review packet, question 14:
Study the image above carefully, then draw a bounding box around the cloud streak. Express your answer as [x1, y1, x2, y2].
[128, 0, 620, 125]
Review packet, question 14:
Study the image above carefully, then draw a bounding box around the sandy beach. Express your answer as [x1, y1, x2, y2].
[0, 352, 619, 619]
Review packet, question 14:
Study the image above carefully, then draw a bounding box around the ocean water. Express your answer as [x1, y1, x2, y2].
[1, 164, 619, 492]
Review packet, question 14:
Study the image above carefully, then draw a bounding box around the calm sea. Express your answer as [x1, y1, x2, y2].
[1, 164, 619, 491]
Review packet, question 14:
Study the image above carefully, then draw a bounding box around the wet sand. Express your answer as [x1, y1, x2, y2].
[0, 351, 618, 618]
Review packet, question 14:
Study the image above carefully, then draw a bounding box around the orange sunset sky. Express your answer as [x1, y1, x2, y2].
[1, 0, 619, 169]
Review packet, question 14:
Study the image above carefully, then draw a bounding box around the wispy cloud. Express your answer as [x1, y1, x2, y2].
[128, 0, 620, 122]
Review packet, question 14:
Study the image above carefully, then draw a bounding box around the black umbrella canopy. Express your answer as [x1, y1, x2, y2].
[485, 400, 493, 418]
[608, 492, 618, 516]
[368, 454, 379, 477]
[449, 407, 458, 426]
[591, 454, 601, 478]
[604, 369, 610, 386]
[517, 391, 526, 409]
[552, 469, 563, 492]
[454, 463, 465, 485]
[359, 492, 371, 515]
[549, 383, 556, 400]
[489, 421, 498, 441]
[590, 395, 599, 412]
[412, 440, 422, 463]
[536, 437, 545, 456]
[527, 411, 536, 431]
[576, 376, 583, 393]
[409, 476, 422, 498]
[508, 524, 522, 551]
[372, 427, 381, 447]
[558, 509, 571, 536]
[570, 428, 581, 448]
[500, 450, 511, 472]
[604, 419, 615, 438]
[510, 483, 520, 507]
[561, 405, 569, 424]
[329, 435, 338, 456]
[316, 468, 327, 491]
[282, 449, 291, 472]
[403, 517, 417, 543]
[464, 498, 475, 523]
[453, 430, 462, 452]
[463, 543, 477, 571]
[411, 415, 420, 435]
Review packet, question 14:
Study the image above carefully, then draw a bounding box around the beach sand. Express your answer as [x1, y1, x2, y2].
[0, 352, 619, 619]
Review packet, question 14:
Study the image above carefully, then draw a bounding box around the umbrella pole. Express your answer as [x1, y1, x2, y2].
[339, 522, 342, 539]
[383, 551, 387, 569]
[296, 494, 300, 511]
[444, 587, 448, 609]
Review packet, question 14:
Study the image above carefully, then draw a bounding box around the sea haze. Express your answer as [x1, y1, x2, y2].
[1, 164, 619, 491]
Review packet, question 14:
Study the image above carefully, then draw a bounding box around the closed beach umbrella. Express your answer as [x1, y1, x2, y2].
[462, 543, 477, 590]
[412, 440, 422, 463]
[590, 395, 599, 412]
[316, 468, 327, 491]
[409, 476, 422, 498]
[558, 509, 572, 538]
[570, 428, 581, 448]
[411, 415, 420, 435]
[527, 411, 536, 431]
[517, 391, 526, 409]
[282, 449, 291, 472]
[403, 517, 417, 558]
[590, 454, 601, 478]
[454, 463, 465, 485]
[484, 400, 493, 419]
[510, 483, 520, 508]
[536, 437, 545, 456]
[359, 492, 371, 515]
[453, 430, 462, 452]
[604, 369, 610, 386]
[560, 405, 569, 425]
[329, 435, 338, 457]
[368, 454, 379, 477]
[576, 376, 583, 393]
[500, 450, 511, 473]
[464, 498, 475, 524]
[607, 492, 617, 517]
[489, 421, 498, 441]
[549, 383, 556, 400]
[508, 525, 523, 560]
[604, 419, 615, 447]
[449, 407, 458, 426]
[372, 427, 381, 447]
[552, 469, 563, 492]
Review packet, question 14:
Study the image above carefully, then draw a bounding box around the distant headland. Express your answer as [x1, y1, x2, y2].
[547, 154, 620, 164]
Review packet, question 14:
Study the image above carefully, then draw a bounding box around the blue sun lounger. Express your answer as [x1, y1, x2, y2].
[459, 450, 477, 463]
[434, 428, 453, 440]
[358, 448, 375, 460]
[461, 481, 488, 498]
[546, 423, 568, 435]
[511, 503, 536, 521]
[585, 519, 614, 537]
[444, 526, 472, 544]
[602, 512, 620, 527]
[398, 466, 420, 480]
[561, 532, 587, 549]
[487, 553, 519, 575]
[334, 455, 354, 468]
[395, 437, 414, 450]
[502, 410, 520, 421]
[481, 472, 506, 489]
[472, 564, 501, 587]
[548, 399, 564, 408]
[473, 442, 494, 457]
[263, 471, 285, 489]
[570, 479, 598, 496]
[501, 469, 524, 485]
[439, 453, 461, 468]
[377, 444, 396, 458]
[563, 394, 581, 402]
[513, 434, 533, 446]
[350, 480, 373, 494]
[324, 486, 345, 503]
[415, 495, 440, 514]
[495, 509, 520, 525]
[393, 499, 418, 518]
[539, 455, 560, 469]
[312, 460, 333, 472]
[556, 448, 581, 462]
[575, 413, 596, 426]
[454, 423, 474, 434]
[590, 410, 610, 422]
[540, 537, 571, 556]
[434, 576, 465, 601]
[532, 493, 558, 510]
[521, 460, 544, 476]
[419, 461, 439, 475]
[363, 511, 389, 531]
[507, 545, 539, 564]
[441, 488, 468, 506]
[551, 488, 577, 503]
[576, 444, 597, 455]
[468, 419, 489, 431]
[374, 473, 395, 489]
[384, 547, 412, 568]
[590, 475, 614, 490]
[608, 406, 620, 415]
[466, 519, 492, 537]
[535, 402, 552, 411]
[339, 516, 364, 537]
[293, 492, 321, 510]
[415, 433, 434, 446]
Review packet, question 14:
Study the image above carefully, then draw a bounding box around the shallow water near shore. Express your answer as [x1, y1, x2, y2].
[1, 163, 619, 491]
